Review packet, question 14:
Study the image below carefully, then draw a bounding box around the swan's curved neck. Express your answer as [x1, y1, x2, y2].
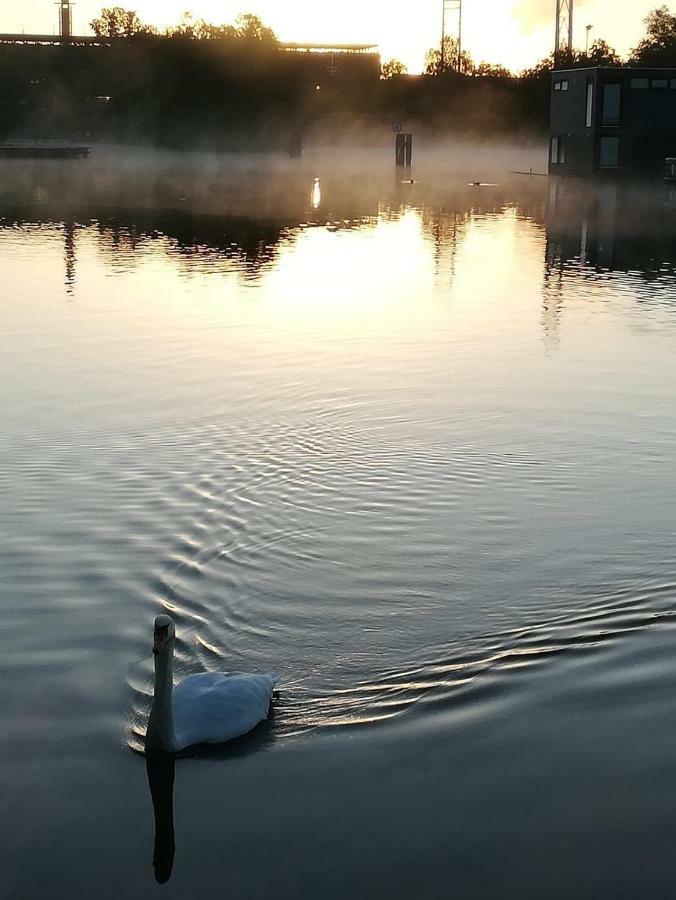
[146, 641, 176, 754]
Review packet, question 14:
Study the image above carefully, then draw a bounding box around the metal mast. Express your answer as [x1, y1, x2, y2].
[554, 0, 574, 59]
[57, 0, 73, 39]
[441, 0, 463, 73]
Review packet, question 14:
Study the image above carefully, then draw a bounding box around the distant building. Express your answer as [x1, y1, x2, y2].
[0, 34, 380, 142]
[279, 42, 380, 88]
[549, 66, 676, 177]
[0, 33, 380, 94]
[0, 35, 381, 87]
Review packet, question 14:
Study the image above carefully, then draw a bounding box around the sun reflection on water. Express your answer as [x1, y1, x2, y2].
[311, 177, 321, 210]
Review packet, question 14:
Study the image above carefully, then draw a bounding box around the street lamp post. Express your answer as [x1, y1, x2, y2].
[586, 24, 593, 55]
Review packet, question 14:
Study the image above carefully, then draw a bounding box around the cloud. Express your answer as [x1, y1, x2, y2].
[509, 0, 656, 57]
[510, 0, 596, 33]
[511, 0, 558, 31]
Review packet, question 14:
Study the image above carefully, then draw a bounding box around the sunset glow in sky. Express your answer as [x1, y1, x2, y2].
[3, 0, 665, 72]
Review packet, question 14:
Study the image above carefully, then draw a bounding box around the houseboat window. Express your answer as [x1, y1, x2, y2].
[599, 136, 619, 168]
[602, 83, 622, 126]
[630, 78, 649, 89]
[553, 79, 569, 92]
[550, 136, 566, 165]
[652, 78, 669, 88]
[585, 79, 594, 128]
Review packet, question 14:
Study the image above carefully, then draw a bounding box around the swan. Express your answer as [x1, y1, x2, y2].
[145, 614, 277, 754]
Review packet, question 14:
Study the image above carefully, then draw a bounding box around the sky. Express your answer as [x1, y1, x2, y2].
[2, 0, 666, 72]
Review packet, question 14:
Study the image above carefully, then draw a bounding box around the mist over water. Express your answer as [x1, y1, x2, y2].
[4, 147, 676, 898]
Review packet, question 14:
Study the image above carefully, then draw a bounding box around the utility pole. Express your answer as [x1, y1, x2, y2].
[554, 0, 574, 62]
[441, 0, 463, 73]
[56, 0, 73, 39]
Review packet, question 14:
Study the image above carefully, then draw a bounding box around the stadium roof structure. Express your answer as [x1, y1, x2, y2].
[279, 42, 378, 54]
[0, 34, 379, 53]
[0, 33, 105, 44]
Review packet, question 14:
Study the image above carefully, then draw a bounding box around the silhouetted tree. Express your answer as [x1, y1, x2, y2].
[234, 13, 277, 45]
[381, 59, 408, 78]
[90, 7, 156, 38]
[520, 53, 555, 79]
[91, 8, 277, 44]
[200, 24, 239, 40]
[583, 39, 622, 66]
[522, 37, 621, 77]
[424, 36, 475, 75]
[164, 12, 232, 40]
[630, 5, 676, 65]
[474, 62, 512, 78]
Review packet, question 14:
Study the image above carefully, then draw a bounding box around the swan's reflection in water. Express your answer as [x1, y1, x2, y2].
[143, 715, 277, 883]
[145, 757, 176, 884]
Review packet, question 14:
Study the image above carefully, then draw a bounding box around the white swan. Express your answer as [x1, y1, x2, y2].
[145, 614, 277, 754]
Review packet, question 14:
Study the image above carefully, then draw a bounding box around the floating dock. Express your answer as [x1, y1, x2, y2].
[0, 143, 90, 160]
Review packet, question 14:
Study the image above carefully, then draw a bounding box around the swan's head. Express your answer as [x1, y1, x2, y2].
[153, 615, 175, 657]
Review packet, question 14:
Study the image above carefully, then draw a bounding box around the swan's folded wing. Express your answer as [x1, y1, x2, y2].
[172, 672, 277, 750]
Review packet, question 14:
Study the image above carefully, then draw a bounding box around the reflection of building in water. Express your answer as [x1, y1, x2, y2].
[546, 179, 676, 274]
[546, 179, 619, 271]
[63, 218, 76, 294]
[542, 179, 676, 346]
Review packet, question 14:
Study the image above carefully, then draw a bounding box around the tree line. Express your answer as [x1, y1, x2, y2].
[89, 4, 676, 80]
[382, 5, 676, 78]
[2, 5, 676, 147]
[90, 8, 276, 44]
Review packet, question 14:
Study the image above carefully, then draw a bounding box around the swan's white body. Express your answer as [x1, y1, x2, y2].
[146, 615, 277, 754]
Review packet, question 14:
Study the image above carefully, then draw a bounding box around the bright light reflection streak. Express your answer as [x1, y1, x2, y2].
[311, 177, 321, 210]
[259, 212, 433, 329]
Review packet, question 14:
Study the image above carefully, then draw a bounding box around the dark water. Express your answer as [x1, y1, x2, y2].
[3, 149, 676, 898]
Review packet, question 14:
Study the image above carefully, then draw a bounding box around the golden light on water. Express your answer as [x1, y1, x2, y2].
[0, 203, 544, 350]
[311, 178, 321, 210]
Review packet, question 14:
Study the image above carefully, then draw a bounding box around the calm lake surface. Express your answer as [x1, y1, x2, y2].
[3, 148, 676, 898]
